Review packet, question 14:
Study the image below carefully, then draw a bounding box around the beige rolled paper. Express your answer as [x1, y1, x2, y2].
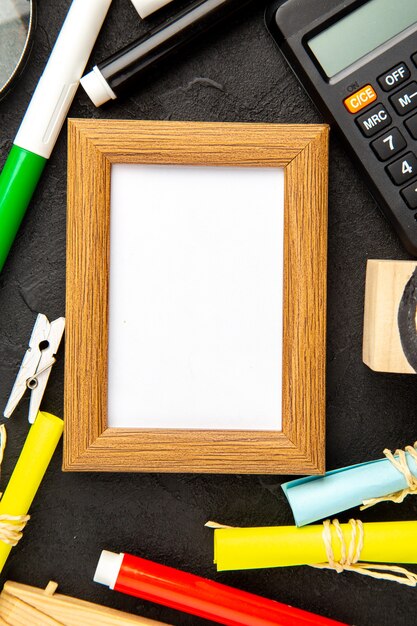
[213, 522, 417, 571]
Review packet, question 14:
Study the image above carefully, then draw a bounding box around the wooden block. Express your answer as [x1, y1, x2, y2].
[3, 581, 170, 626]
[363, 260, 417, 373]
[0, 591, 63, 626]
[44, 581, 59, 596]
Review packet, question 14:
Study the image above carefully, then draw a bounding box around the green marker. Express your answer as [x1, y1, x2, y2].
[0, 0, 113, 273]
[0, 147, 46, 270]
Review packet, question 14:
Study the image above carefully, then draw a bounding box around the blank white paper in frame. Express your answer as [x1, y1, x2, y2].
[107, 164, 285, 430]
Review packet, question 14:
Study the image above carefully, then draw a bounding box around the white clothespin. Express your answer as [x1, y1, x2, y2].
[4, 314, 65, 423]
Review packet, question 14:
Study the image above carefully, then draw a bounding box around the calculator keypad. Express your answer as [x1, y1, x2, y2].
[349, 52, 417, 239]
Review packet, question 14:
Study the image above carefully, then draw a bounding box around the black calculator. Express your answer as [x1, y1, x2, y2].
[266, 0, 417, 255]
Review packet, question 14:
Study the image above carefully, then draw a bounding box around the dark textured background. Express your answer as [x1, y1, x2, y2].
[0, 1, 417, 624]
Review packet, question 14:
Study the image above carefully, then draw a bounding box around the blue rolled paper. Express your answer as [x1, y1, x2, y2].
[282, 452, 417, 527]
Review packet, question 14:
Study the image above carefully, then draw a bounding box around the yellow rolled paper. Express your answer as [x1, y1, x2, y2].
[213, 523, 417, 571]
[0, 411, 63, 572]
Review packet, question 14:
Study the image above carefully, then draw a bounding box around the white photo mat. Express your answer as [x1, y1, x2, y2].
[107, 164, 285, 431]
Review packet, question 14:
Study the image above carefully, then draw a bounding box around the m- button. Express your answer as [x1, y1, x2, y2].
[356, 104, 392, 137]
[344, 84, 377, 113]
[390, 82, 417, 115]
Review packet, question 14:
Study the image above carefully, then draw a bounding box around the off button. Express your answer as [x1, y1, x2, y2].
[344, 84, 377, 113]
[378, 63, 410, 91]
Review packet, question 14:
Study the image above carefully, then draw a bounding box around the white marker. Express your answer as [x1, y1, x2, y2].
[0, 0, 112, 273]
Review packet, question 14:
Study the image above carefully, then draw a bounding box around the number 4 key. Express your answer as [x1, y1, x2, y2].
[387, 152, 417, 185]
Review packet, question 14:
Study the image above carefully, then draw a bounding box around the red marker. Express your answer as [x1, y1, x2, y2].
[94, 550, 348, 626]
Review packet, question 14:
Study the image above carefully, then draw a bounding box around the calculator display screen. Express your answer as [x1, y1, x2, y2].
[308, 0, 417, 78]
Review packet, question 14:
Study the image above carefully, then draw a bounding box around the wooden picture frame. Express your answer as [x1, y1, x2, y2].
[64, 120, 328, 474]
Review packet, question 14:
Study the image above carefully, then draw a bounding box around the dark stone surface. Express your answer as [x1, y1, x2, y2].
[0, 1, 416, 625]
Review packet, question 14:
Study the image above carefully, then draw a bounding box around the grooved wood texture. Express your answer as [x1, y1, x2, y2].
[65, 120, 328, 474]
[1, 582, 169, 625]
[363, 260, 417, 374]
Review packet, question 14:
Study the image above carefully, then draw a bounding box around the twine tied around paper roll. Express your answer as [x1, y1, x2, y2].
[311, 519, 417, 587]
[0, 425, 30, 546]
[207, 520, 417, 587]
[361, 442, 417, 510]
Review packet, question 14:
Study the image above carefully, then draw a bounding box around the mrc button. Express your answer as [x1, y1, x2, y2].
[378, 63, 410, 91]
[344, 84, 377, 113]
[356, 104, 391, 137]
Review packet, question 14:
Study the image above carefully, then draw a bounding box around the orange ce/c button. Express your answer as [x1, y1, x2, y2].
[344, 84, 377, 113]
